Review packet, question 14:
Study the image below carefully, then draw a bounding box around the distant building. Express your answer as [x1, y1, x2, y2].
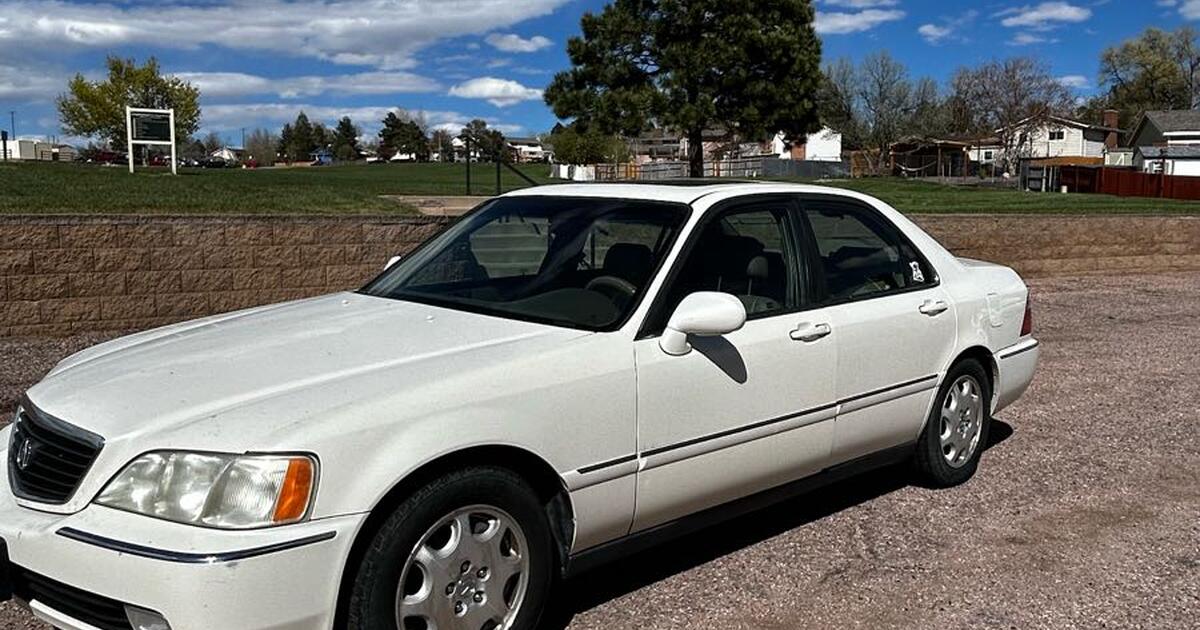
[507, 137, 550, 163]
[768, 128, 843, 162]
[211, 147, 245, 163]
[1134, 145, 1200, 176]
[2, 139, 77, 161]
[1009, 112, 1121, 161]
[1128, 110, 1200, 147]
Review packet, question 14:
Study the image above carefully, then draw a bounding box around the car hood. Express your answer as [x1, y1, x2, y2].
[27, 292, 588, 440]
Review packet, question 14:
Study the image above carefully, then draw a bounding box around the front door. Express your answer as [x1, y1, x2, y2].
[632, 198, 837, 532]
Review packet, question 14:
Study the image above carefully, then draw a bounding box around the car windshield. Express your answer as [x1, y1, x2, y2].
[360, 196, 688, 331]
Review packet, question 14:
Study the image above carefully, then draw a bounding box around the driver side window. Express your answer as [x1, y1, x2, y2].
[661, 205, 797, 320]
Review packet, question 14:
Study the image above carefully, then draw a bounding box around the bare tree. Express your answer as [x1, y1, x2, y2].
[244, 128, 278, 165]
[859, 52, 914, 173]
[819, 57, 863, 148]
[1172, 27, 1200, 108]
[950, 57, 1073, 174]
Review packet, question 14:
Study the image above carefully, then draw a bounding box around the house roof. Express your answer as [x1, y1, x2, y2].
[1002, 115, 1123, 134]
[1139, 110, 1200, 134]
[1136, 145, 1200, 159]
[890, 136, 973, 151]
[507, 137, 541, 145]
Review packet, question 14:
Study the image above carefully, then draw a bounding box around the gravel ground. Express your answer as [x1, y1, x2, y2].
[2, 272, 1198, 629]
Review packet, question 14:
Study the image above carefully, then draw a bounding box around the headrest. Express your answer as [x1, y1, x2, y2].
[603, 243, 654, 284]
[746, 255, 769, 280]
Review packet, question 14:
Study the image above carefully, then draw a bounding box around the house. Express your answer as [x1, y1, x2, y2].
[627, 128, 685, 163]
[768, 128, 843, 162]
[210, 147, 244, 163]
[992, 111, 1122, 166]
[507, 137, 550, 163]
[1128, 110, 1200, 147]
[1133, 145, 1200, 176]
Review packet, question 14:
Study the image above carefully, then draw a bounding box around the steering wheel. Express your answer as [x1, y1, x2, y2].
[585, 275, 638, 304]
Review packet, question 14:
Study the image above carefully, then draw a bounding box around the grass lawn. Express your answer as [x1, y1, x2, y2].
[2, 160, 1197, 214]
[0, 161, 553, 214]
[783, 177, 1200, 215]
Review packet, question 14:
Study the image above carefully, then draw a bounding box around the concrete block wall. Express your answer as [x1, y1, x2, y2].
[0, 216, 450, 337]
[1, 213, 1197, 338]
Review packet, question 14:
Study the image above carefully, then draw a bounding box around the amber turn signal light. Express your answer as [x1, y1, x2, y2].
[273, 457, 315, 524]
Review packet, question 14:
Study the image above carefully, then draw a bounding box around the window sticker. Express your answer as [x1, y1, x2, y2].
[910, 261, 925, 283]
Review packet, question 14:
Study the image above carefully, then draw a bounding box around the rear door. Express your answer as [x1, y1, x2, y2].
[796, 195, 957, 463]
[631, 196, 837, 532]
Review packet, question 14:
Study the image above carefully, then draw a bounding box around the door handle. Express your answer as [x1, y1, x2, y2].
[790, 322, 832, 342]
[919, 300, 949, 316]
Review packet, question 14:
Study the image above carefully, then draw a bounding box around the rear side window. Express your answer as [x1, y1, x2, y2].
[801, 199, 934, 302]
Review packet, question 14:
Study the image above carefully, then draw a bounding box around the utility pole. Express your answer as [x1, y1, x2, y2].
[241, 127, 246, 150]
[8, 111, 14, 140]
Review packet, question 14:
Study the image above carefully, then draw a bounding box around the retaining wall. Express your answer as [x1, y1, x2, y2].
[1, 214, 1197, 337]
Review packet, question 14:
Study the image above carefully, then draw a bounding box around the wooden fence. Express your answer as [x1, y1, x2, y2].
[1059, 165, 1200, 201]
[591, 157, 848, 182]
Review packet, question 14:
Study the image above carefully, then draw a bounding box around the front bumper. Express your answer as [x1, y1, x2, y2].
[0, 458, 366, 630]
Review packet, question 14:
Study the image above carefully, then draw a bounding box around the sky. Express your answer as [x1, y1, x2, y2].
[0, 0, 1197, 146]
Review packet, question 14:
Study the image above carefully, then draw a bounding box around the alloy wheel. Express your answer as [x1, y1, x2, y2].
[396, 505, 530, 630]
[939, 375, 984, 468]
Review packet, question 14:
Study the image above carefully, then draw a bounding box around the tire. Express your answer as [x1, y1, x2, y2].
[914, 359, 992, 488]
[346, 467, 556, 630]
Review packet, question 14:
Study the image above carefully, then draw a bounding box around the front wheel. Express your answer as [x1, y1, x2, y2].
[915, 359, 992, 487]
[346, 467, 555, 630]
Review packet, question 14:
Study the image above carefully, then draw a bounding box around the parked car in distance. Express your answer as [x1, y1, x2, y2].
[0, 182, 1038, 630]
[199, 156, 233, 168]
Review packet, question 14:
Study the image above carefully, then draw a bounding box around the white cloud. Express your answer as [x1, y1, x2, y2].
[998, 2, 1092, 30]
[917, 10, 977, 45]
[1008, 32, 1056, 45]
[175, 71, 440, 99]
[918, 24, 952, 44]
[815, 9, 905, 34]
[1180, 0, 1200, 19]
[485, 33, 553, 53]
[1056, 74, 1090, 89]
[199, 103, 522, 136]
[0, 64, 65, 100]
[449, 77, 543, 107]
[0, 0, 570, 69]
[823, 0, 899, 7]
[1157, 0, 1178, 7]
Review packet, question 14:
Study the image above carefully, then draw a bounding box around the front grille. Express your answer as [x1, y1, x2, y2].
[11, 564, 133, 630]
[8, 399, 104, 504]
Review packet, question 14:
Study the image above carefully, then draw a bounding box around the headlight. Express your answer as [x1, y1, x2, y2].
[96, 452, 316, 529]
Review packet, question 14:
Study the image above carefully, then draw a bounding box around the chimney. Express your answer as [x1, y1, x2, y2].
[1102, 109, 1120, 149]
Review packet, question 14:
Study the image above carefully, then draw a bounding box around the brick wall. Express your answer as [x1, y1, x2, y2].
[0, 216, 450, 337]
[1, 213, 1197, 338]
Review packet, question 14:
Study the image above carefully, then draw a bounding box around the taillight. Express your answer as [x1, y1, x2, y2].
[1020, 296, 1033, 336]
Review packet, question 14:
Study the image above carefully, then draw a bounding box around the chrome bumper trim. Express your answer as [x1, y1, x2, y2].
[56, 527, 336, 564]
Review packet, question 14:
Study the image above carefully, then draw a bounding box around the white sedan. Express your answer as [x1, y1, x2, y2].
[0, 182, 1038, 630]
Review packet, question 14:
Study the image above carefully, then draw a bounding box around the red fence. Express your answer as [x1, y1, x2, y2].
[1060, 166, 1200, 201]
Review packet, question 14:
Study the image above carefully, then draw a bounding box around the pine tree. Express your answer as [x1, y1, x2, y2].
[333, 116, 361, 161]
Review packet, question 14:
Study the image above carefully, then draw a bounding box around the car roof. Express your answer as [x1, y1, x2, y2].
[502, 181, 858, 205]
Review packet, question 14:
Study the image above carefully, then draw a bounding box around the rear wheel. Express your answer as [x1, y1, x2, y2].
[347, 467, 555, 630]
[915, 359, 991, 487]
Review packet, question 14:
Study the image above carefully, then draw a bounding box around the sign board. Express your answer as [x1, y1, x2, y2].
[125, 107, 177, 174]
[131, 112, 172, 143]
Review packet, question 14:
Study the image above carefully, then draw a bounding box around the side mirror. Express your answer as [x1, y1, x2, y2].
[659, 292, 747, 356]
[384, 255, 401, 270]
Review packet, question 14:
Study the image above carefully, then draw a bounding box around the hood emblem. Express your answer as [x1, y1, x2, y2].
[14, 435, 35, 471]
